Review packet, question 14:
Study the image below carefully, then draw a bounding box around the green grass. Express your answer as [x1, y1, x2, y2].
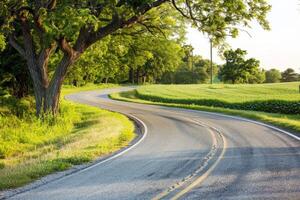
[133, 82, 300, 115]
[61, 83, 118, 96]
[136, 82, 300, 102]
[0, 84, 135, 190]
[109, 83, 300, 135]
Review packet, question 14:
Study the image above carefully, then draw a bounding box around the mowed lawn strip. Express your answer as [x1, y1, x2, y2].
[0, 84, 135, 190]
[136, 82, 300, 102]
[109, 83, 300, 135]
[134, 82, 300, 115]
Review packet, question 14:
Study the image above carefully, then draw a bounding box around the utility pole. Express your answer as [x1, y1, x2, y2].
[191, 49, 194, 82]
[210, 38, 213, 84]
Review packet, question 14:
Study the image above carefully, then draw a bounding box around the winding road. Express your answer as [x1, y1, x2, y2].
[8, 87, 300, 199]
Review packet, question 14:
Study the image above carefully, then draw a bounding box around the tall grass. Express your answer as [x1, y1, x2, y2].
[0, 84, 135, 190]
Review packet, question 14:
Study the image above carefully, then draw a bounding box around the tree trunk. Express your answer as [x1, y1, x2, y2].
[136, 68, 140, 85]
[129, 68, 134, 84]
[25, 52, 75, 116]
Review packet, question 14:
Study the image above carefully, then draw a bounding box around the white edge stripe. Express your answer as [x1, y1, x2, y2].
[58, 114, 148, 179]
[188, 109, 300, 141]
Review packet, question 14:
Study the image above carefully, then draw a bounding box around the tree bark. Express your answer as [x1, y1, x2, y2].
[129, 68, 135, 84]
[136, 68, 140, 85]
[24, 48, 76, 116]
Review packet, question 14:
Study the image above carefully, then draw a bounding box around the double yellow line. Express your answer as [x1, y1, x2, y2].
[152, 119, 227, 200]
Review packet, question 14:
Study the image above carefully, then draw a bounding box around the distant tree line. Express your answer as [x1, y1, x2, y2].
[218, 48, 300, 84]
[1, 43, 299, 100]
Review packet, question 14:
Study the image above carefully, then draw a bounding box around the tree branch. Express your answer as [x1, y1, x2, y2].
[87, 0, 168, 46]
[171, 0, 189, 19]
[59, 37, 77, 57]
[37, 43, 57, 87]
[8, 35, 26, 58]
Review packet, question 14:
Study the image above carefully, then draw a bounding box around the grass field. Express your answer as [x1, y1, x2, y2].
[110, 82, 300, 134]
[0, 84, 135, 190]
[137, 82, 300, 102]
[134, 82, 300, 115]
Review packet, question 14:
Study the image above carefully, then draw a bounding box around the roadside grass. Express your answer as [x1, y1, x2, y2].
[0, 84, 135, 190]
[61, 83, 118, 96]
[134, 82, 300, 115]
[110, 89, 300, 135]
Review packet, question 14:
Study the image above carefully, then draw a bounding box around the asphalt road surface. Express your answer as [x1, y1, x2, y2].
[9, 87, 300, 200]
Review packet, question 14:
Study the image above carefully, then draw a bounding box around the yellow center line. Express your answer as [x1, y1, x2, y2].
[152, 118, 227, 200]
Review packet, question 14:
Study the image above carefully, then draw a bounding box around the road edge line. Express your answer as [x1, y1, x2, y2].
[187, 109, 300, 141]
[0, 113, 148, 200]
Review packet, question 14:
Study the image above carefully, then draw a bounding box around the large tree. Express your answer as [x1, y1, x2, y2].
[281, 68, 299, 82]
[265, 68, 282, 83]
[220, 48, 265, 84]
[0, 0, 271, 115]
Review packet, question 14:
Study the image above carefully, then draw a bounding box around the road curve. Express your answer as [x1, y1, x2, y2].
[9, 87, 300, 200]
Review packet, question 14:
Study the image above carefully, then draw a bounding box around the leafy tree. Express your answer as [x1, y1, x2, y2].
[220, 48, 264, 84]
[0, 46, 31, 97]
[161, 54, 218, 84]
[172, 0, 270, 44]
[0, 0, 271, 115]
[135, 36, 183, 83]
[281, 68, 299, 82]
[265, 68, 282, 83]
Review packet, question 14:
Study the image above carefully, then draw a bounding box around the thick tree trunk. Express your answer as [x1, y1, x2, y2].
[44, 55, 76, 115]
[25, 53, 75, 116]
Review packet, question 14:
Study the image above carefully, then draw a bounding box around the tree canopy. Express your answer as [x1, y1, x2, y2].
[219, 48, 265, 84]
[265, 68, 282, 83]
[281, 68, 299, 82]
[0, 0, 271, 115]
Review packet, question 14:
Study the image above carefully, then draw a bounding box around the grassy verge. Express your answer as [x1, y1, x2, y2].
[110, 90, 300, 135]
[0, 84, 135, 190]
[61, 83, 118, 95]
[135, 83, 300, 115]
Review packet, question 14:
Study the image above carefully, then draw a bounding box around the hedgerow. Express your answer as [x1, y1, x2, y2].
[136, 91, 300, 115]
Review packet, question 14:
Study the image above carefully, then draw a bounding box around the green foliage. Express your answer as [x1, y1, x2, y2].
[133, 83, 300, 114]
[220, 48, 265, 84]
[0, 85, 135, 190]
[0, 46, 32, 98]
[281, 68, 299, 82]
[160, 46, 218, 84]
[265, 68, 282, 83]
[0, 34, 6, 52]
[0, 0, 271, 114]
[172, 0, 271, 44]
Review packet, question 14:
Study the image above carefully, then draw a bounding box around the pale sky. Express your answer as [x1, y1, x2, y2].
[186, 0, 300, 72]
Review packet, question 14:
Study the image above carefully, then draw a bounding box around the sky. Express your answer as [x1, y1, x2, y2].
[186, 0, 300, 72]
